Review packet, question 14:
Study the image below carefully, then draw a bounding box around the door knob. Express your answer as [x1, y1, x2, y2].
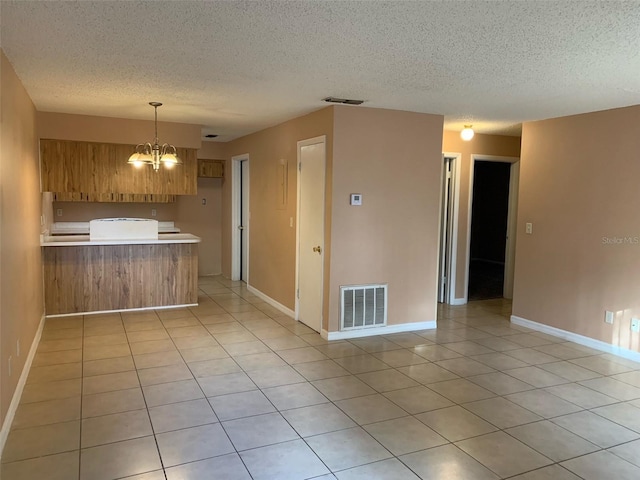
[313, 246, 322, 254]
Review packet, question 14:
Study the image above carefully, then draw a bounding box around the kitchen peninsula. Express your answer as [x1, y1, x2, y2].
[41, 219, 200, 315]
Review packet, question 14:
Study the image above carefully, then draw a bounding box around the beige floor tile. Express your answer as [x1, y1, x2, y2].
[468, 371, 534, 395]
[505, 388, 583, 417]
[83, 324, 125, 337]
[335, 458, 420, 480]
[570, 355, 635, 375]
[608, 439, 640, 467]
[209, 390, 276, 420]
[44, 317, 83, 330]
[214, 330, 259, 345]
[539, 360, 602, 381]
[293, 359, 350, 381]
[463, 396, 542, 428]
[457, 431, 552, 478]
[83, 343, 131, 361]
[189, 357, 242, 377]
[372, 349, 429, 367]
[223, 340, 271, 357]
[579, 376, 640, 400]
[277, 346, 328, 364]
[223, 412, 299, 451]
[123, 320, 165, 332]
[552, 411, 640, 447]
[126, 329, 171, 344]
[611, 370, 640, 387]
[0, 450, 79, 480]
[21, 378, 82, 404]
[400, 444, 498, 480]
[349, 338, 403, 354]
[167, 325, 209, 338]
[129, 339, 175, 355]
[38, 337, 83, 352]
[364, 416, 447, 455]
[198, 313, 238, 325]
[416, 405, 497, 441]
[261, 334, 310, 350]
[561, 450, 640, 480]
[442, 341, 495, 356]
[263, 382, 328, 410]
[27, 362, 82, 384]
[535, 343, 590, 360]
[180, 345, 229, 362]
[469, 352, 529, 370]
[282, 402, 356, 437]
[240, 439, 329, 480]
[233, 352, 286, 371]
[165, 452, 251, 480]
[545, 382, 618, 408]
[80, 436, 161, 480]
[412, 344, 462, 361]
[427, 378, 496, 403]
[12, 396, 81, 429]
[82, 387, 146, 417]
[81, 409, 152, 447]
[312, 375, 376, 401]
[508, 465, 582, 480]
[83, 333, 128, 347]
[504, 366, 568, 387]
[205, 321, 246, 334]
[133, 350, 184, 369]
[32, 349, 82, 367]
[83, 356, 134, 377]
[383, 385, 453, 414]
[197, 372, 257, 396]
[334, 354, 391, 374]
[507, 420, 599, 462]
[41, 326, 83, 341]
[356, 369, 419, 393]
[306, 426, 392, 471]
[335, 393, 407, 425]
[397, 363, 460, 384]
[314, 342, 366, 359]
[506, 348, 559, 365]
[83, 370, 139, 395]
[173, 335, 219, 349]
[138, 363, 194, 386]
[156, 423, 234, 467]
[142, 378, 204, 407]
[252, 325, 295, 340]
[382, 333, 433, 348]
[245, 365, 306, 388]
[149, 398, 217, 433]
[2, 420, 80, 462]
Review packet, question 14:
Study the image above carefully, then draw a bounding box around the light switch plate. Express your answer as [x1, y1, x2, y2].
[350, 193, 362, 206]
[631, 317, 640, 333]
[525, 222, 533, 234]
[605, 311, 614, 324]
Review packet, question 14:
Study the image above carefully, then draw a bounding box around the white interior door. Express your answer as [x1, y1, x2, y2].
[438, 157, 454, 303]
[297, 137, 325, 332]
[503, 161, 520, 299]
[241, 160, 249, 282]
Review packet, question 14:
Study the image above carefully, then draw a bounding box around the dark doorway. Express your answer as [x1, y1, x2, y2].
[468, 161, 511, 301]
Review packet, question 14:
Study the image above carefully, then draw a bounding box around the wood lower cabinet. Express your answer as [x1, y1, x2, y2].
[197, 159, 224, 178]
[43, 243, 198, 314]
[41, 139, 198, 201]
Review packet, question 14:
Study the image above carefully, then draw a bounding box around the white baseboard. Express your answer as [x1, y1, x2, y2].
[322, 320, 437, 341]
[511, 315, 640, 363]
[46, 303, 198, 318]
[247, 285, 295, 318]
[0, 313, 46, 461]
[450, 298, 467, 306]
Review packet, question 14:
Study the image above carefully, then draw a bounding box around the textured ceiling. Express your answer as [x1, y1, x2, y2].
[2, 1, 640, 141]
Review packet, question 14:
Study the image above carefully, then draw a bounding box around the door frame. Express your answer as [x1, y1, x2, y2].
[465, 154, 520, 301]
[438, 152, 462, 305]
[295, 135, 326, 325]
[231, 153, 250, 282]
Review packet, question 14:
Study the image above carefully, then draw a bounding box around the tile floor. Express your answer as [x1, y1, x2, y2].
[2, 276, 640, 479]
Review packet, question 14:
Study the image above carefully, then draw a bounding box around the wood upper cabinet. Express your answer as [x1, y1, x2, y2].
[197, 159, 224, 178]
[40, 139, 198, 201]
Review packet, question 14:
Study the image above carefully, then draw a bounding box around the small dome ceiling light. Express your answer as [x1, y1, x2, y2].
[460, 125, 475, 141]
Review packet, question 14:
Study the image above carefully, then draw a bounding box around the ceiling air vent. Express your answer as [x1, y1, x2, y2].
[204, 134, 218, 138]
[323, 97, 364, 105]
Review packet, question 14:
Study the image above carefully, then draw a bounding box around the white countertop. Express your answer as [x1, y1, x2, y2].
[41, 233, 200, 247]
[50, 221, 180, 235]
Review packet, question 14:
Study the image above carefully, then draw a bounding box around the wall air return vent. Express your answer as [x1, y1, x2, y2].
[340, 284, 387, 331]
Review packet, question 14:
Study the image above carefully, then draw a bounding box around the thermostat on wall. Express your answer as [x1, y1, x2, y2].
[350, 193, 362, 206]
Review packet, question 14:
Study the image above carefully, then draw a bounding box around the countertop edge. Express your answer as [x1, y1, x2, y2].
[41, 233, 201, 247]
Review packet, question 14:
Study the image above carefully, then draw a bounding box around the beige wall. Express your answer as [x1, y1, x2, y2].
[223, 108, 334, 309]
[442, 131, 521, 299]
[0, 51, 44, 427]
[176, 141, 226, 275]
[513, 105, 640, 352]
[328, 107, 444, 331]
[37, 111, 202, 148]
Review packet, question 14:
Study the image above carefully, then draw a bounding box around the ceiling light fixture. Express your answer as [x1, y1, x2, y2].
[128, 102, 182, 171]
[323, 97, 364, 105]
[460, 125, 475, 141]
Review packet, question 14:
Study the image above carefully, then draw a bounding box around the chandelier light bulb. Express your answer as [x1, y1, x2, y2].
[461, 125, 475, 141]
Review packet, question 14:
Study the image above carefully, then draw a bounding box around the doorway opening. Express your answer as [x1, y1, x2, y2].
[438, 153, 461, 304]
[466, 156, 519, 301]
[231, 154, 249, 282]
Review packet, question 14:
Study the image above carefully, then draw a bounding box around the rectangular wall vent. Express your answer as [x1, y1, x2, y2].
[340, 284, 387, 331]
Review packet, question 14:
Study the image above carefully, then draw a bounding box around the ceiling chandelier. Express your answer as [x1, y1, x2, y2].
[128, 102, 181, 171]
